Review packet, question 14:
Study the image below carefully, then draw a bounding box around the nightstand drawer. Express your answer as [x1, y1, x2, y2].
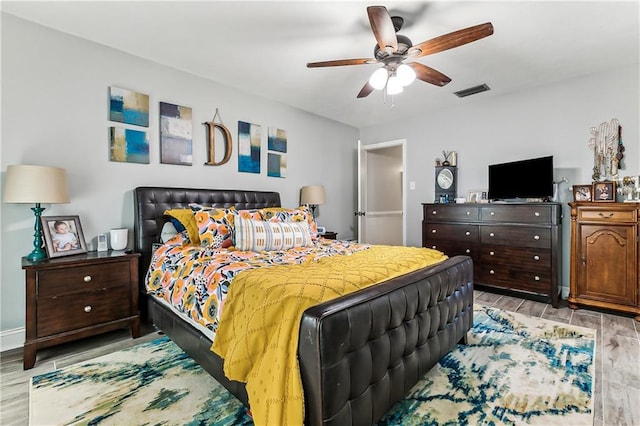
[37, 262, 131, 297]
[37, 286, 131, 336]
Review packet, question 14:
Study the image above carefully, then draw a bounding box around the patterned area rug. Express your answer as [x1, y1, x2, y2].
[29, 305, 596, 425]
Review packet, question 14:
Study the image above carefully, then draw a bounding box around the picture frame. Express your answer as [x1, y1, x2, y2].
[592, 181, 616, 203]
[41, 215, 88, 258]
[572, 185, 592, 202]
[467, 189, 488, 203]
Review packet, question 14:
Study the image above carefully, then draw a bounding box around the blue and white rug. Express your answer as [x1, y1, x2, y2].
[29, 305, 596, 425]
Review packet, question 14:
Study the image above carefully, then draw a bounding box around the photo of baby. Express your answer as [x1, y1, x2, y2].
[41, 215, 87, 258]
[51, 220, 79, 252]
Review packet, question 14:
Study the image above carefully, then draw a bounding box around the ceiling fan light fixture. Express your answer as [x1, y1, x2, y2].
[396, 64, 416, 86]
[386, 76, 404, 95]
[369, 67, 388, 90]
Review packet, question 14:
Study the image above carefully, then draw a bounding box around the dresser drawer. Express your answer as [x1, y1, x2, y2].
[423, 239, 479, 259]
[480, 205, 554, 224]
[37, 286, 131, 336]
[423, 205, 479, 221]
[478, 266, 550, 294]
[37, 262, 131, 297]
[480, 225, 550, 248]
[577, 208, 637, 222]
[480, 245, 550, 273]
[423, 223, 479, 243]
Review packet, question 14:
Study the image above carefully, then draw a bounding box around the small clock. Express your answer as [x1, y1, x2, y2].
[435, 166, 457, 202]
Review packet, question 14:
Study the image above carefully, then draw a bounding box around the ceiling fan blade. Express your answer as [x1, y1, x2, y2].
[409, 22, 494, 58]
[357, 81, 375, 98]
[307, 58, 376, 68]
[367, 6, 398, 53]
[409, 62, 452, 86]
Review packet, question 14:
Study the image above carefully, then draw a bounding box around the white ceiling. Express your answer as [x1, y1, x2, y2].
[3, 1, 639, 128]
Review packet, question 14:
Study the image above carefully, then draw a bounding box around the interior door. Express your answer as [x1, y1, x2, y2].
[357, 139, 405, 245]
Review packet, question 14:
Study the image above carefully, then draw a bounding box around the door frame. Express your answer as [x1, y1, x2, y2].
[357, 138, 407, 245]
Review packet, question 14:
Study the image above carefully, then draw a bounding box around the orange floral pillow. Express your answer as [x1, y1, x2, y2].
[191, 206, 236, 248]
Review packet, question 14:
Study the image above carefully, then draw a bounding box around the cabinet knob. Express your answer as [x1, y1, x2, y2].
[534, 212, 540, 217]
[431, 245, 437, 250]
[533, 255, 540, 261]
[431, 229, 436, 233]
[432, 210, 437, 215]
[533, 235, 540, 240]
[489, 232, 495, 237]
[489, 269, 495, 274]
[84, 305, 92, 313]
[465, 249, 471, 254]
[465, 231, 471, 236]
[534, 276, 540, 281]
[83, 275, 92, 282]
[490, 211, 495, 216]
[490, 251, 495, 256]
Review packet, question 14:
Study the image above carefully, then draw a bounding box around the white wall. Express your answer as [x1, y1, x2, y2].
[359, 64, 639, 298]
[0, 14, 358, 341]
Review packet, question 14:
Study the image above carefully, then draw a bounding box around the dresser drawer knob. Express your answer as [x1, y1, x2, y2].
[533, 255, 540, 261]
[466, 211, 471, 215]
[490, 251, 495, 256]
[83, 275, 92, 283]
[534, 212, 540, 217]
[534, 276, 540, 281]
[534, 235, 540, 240]
[432, 210, 437, 215]
[431, 229, 436, 233]
[489, 269, 495, 274]
[84, 305, 92, 313]
[489, 232, 495, 237]
[465, 249, 470, 254]
[490, 211, 495, 216]
[465, 231, 471, 236]
[431, 245, 437, 250]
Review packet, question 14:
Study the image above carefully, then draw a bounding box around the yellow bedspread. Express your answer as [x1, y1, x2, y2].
[211, 245, 448, 426]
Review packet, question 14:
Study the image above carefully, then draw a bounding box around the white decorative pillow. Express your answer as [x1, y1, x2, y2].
[235, 217, 313, 251]
[160, 221, 179, 243]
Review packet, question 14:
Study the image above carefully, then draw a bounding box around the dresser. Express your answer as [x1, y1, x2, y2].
[422, 202, 562, 307]
[21, 251, 140, 369]
[568, 202, 639, 320]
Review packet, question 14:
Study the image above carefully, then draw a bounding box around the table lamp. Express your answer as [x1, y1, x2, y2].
[300, 185, 325, 219]
[3, 165, 70, 261]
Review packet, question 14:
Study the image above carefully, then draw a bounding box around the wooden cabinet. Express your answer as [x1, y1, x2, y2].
[568, 202, 639, 320]
[21, 251, 141, 369]
[423, 202, 562, 307]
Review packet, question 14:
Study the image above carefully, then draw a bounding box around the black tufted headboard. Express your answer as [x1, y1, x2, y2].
[133, 186, 281, 305]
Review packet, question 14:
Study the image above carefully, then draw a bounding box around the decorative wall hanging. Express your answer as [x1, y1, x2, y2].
[109, 87, 149, 127]
[267, 127, 287, 178]
[109, 126, 149, 164]
[203, 108, 232, 166]
[238, 121, 261, 173]
[159, 102, 193, 166]
[588, 118, 623, 181]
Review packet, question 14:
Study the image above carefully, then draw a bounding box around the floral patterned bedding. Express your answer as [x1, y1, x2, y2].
[145, 232, 370, 341]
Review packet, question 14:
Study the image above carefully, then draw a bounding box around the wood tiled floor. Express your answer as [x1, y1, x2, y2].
[1, 291, 639, 425]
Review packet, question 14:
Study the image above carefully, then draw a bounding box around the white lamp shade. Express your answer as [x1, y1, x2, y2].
[3, 165, 70, 204]
[386, 76, 404, 95]
[397, 64, 416, 86]
[369, 68, 388, 90]
[300, 185, 326, 205]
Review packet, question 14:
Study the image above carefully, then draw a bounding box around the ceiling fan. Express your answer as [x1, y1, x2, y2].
[306, 6, 494, 98]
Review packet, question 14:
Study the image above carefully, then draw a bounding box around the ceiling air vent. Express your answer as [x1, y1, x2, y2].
[454, 84, 491, 98]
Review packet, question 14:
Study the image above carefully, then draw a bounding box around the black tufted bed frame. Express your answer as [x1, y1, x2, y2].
[133, 186, 474, 426]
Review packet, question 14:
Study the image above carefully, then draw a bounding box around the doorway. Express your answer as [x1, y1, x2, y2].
[357, 139, 406, 245]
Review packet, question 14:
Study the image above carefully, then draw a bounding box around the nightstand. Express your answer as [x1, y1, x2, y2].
[21, 251, 141, 369]
[321, 231, 337, 240]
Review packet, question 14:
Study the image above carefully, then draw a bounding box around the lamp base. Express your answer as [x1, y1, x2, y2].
[26, 248, 48, 262]
[27, 203, 48, 262]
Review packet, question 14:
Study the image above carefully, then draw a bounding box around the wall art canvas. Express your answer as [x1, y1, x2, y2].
[109, 127, 149, 164]
[238, 121, 261, 173]
[267, 152, 287, 178]
[160, 102, 193, 165]
[268, 127, 287, 153]
[109, 87, 149, 127]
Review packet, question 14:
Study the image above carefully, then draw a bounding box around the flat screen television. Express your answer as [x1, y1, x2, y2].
[488, 155, 554, 201]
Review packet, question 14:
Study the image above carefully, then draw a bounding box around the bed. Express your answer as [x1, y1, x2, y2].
[133, 186, 474, 426]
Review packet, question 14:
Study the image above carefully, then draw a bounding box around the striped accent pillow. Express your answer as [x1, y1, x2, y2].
[235, 217, 313, 251]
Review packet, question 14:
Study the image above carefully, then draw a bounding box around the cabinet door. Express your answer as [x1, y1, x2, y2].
[577, 223, 637, 306]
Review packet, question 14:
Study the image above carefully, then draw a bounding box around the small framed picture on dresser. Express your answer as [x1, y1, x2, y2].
[41, 215, 88, 258]
[572, 185, 592, 202]
[593, 181, 616, 202]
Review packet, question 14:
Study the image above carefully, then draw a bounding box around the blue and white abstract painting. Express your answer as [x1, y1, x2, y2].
[109, 86, 149, 127]
[238, 121, 261, 173]
[109, 126, 149, 164]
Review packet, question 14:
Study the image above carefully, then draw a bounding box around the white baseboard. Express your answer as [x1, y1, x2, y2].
[1, 327, 24, 352]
